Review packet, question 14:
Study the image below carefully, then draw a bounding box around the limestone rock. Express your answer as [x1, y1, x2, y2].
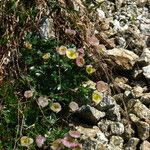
[110, 122, 125, 135]
[136, 121, 150, 140]
[138, 48, 150, 65]
[76, 126, 100, 139]
[132, 85, 144, 98]
[106, 48, 139, 70]
[131, 100, 150, 120]
[71, 105, 105, 125]
[125, 137, 140, 150]
[142, 65, 150, 79]
[140, 140, 150, 150]
[109, 136, 124, 149]
[140, 93, 150, 105]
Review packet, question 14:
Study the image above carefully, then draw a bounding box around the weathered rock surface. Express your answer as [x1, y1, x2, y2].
[110, 122, 124, 135]
[106, 48, 139, 69]
[125, 137, 140, 150]
[71, 105, 105, 125]
[131, 100, 150, 120]
[136, 121, 150, 140]
[142, 65, 150, 79]
[140, 140, 150, 150]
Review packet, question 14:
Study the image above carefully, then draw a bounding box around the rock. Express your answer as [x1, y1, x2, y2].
[136, 121, 150, 140]
[116, 37, 126, 48]
[96, 96, 121, 121]
[96, 131, 108, 144]
[106, 48, 139, 70]
[140, 24, 150, 36]
[106, 105, 121, 121]
[124, 124, 135, 139]
[109, 136, 124, 149]
[142, 65, 150, 79]
[140, 93, 150, 105]
[140, 140, 150, 150]
[82, 138, 99, 150]
[110, 122, 125, 135]
[71, 105, 105, 125]
[97, 9, 105, 19]
[131, 100, 150, 120]
[40, 17, 55, 39]
[133, 69, 143, 79]
[125, 137, 140, 150]
[98, 120, 114, 137]
[129, 113, 140, 123]
[76, 126, 100, 139]
[115, 77, 128, 84]
[138, 48, 150, 65]
[136, 0, 149, 6]
[96, 95, 117, 111]
[132, 85, 144, 98]
[115, 0, 124, 9]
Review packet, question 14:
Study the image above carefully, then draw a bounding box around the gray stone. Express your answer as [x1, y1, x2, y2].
[96, 131, 108, 144]
[125, 137, 140, 150]
[138, 48, 150, 65]
[71, 105, 105, 125]
[109, 136, 124, 149]
[110, 122, 125, 135]
[98, 120, 114, 137]
[142, 65, 150, 79]
[132, 85, 144, 98]
[131, 100, 150, 120]
[136, 121, 150, 140]
[140, 24, 150, 36]
[129, 113, 140, 123]
[140, 93, 150, 105]
[40, 17, 55, 39]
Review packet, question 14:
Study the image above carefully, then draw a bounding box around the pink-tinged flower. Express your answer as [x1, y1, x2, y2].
[51, 139, 62, 150]
[65, 29, 76, 35]
[61, 139, 79, 148]
[69, 101, 79, 112]
[37, 96, 49, 108]
[78, 48, 85, 55]
[24, 90, 33, 99]
[76, 56, 85, 67]
[69, 131, 81, 138]
[35, 135, 46, 148]
[87, 35, 99, 46]
[96, 81, 109, 93]
[57, 46, 67, 55]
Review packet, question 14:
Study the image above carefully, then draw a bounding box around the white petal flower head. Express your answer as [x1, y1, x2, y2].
[37, 96, 49, 108]
[69, 101, 79, 112]
[24, 90, 33, 99]
[50, 102, 62, 113]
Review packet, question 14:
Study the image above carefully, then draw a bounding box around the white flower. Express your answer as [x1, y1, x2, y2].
[24, 90, 33, 99]
[37, 96, 49, 108]
[36, 135, 46, 148]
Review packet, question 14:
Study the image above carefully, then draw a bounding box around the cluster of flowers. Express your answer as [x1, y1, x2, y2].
[51, 130, 82, 150]
[20, 135, 46, 148]
[57, 46, 96, 74]
[24, 90, 62, 113]
[20, 130, 82, 149]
